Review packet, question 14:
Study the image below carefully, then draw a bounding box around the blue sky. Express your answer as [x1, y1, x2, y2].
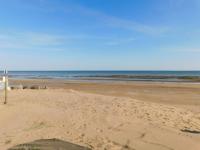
[0, 0, 200, 70]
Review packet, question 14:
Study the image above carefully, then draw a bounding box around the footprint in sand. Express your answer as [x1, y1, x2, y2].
[24, 121, 50, 131]
[4, 139, 12, 145]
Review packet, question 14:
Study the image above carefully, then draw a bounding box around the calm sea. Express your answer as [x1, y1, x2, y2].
[1, 71, 200, 82]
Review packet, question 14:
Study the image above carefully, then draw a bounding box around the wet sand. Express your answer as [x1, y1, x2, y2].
[10, 79, 200, 106]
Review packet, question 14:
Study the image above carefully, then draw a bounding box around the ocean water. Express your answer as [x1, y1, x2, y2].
[0, 71, 200, 82]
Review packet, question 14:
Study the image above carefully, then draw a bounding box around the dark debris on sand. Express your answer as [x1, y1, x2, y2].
[181, 129, 200, 134]
[8, 138, 91, 150]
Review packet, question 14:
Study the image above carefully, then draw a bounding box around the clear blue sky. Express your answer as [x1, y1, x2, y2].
[0, 0, 200, 70]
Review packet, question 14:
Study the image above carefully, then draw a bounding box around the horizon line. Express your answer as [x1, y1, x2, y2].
[1, 70, 200, 72]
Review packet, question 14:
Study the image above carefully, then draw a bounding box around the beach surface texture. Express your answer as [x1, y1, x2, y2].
[0, 80, 200, 150]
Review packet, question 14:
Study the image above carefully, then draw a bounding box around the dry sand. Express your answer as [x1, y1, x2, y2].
[0, 80, 200, 150]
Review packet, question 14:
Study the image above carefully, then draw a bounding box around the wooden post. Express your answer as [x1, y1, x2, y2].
[4, 70, 8, 104]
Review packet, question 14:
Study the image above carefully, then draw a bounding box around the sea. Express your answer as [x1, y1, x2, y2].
[0, 71, 200, 82]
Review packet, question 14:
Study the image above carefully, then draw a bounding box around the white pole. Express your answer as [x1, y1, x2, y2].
[4, 70, 8, 104]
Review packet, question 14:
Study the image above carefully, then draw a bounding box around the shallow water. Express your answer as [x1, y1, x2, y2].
[0, 71, 200, 82]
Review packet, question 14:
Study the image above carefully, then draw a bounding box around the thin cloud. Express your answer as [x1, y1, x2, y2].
[164, 47, 200, 52]
[176, 48, 200, 52]
[64, 4, 170, 35]
[0, 32, 66, 50]
[0, 31, 104, 49]
[16, 1, 170, 35]
[0, 31, 137, 51]
[24, 32, 65, 46]
[105, 38, 136, 46]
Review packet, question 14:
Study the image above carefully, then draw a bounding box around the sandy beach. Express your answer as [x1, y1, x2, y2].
[1, 0, 200, 149]
[0, 79, 200, 150]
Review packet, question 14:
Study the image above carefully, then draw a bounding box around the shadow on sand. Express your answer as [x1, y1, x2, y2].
[8, 138, 91, 150]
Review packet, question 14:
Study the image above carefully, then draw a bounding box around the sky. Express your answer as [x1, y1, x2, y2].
[0, 0, 200, 70]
